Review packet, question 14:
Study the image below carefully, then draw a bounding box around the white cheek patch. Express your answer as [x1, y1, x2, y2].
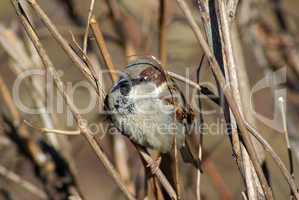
[130, 82, 167, 100]
[129, 82, 173, 115]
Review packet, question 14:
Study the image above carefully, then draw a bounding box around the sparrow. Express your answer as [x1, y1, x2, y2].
[104, 58, 199, 167]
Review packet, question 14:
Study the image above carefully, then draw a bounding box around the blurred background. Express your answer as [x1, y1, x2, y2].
[0, 0, 299, 200]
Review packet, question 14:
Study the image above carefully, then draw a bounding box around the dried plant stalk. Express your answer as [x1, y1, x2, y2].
[175, 0, 273, 198]
[89, 16, 133, 194]
[0, 75, 54, 176]
[168, 71, 299, 198]
[0, 163, 47, 199]
[89, 17, 118, 82]
[25, 0, 98, 93]
[10, 1, 135, 199]
[90, 15, 178, 200]
[217, 1, 265, 199]
[83, 0, 95, 53]
[198, 4, 249, 188]
[159, 0, 169, 66]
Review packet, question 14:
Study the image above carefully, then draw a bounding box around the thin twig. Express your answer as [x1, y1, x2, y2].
[89, 17, 118, 82]
[216, 1, 246, 191]
[89, 16, 133, 195]
[175, 0, 273, 198]
[171, 131, 181, 199]
[218, 1, 264, 198]
[83, 0, 95, 53]
[167, 71, 202, 91]
[165, 70, 299, 198]
[0, 23, 83, 199]
[0, 164, 47, 199]
[195, 55, 205, 200]
[89, 17, 178, 199]
[245, 122, 299, 199]
[0, 75, 51, 169]
[10, 1, 135, 199]
[278, 97, 296, 198]
[25, 0, 98, 93]
[159, 0, 168, 66]
[226, 0, 240, 22]
[138, 147, 178, 200]
[242, 191, 249, 200]
[9, 40, 60, 148]
[0, 76, 21, 126]
[90, 8, 178, 199]
[24, 120, 80, 135]
[69, 31, 106, 102]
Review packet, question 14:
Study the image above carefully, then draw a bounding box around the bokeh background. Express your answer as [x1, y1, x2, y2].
[0, 0, 299, 199]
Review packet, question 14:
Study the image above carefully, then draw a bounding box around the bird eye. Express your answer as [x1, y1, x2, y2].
[119, 79, 131, 96]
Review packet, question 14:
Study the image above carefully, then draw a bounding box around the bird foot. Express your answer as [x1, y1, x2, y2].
[147, 157, 162, 174]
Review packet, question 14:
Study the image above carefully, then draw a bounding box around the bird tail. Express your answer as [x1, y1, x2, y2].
[180, 138, 203, 172]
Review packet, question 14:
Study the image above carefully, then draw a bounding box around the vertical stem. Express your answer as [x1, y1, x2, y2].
[279, 97, 295, 198]
[159, 0, 168, 66]
[83, 0, 95, 53]
[89, 17, 133, 194]
[217, 1, 265, 199]
[90, 17, 118, 82]
[200, 0, 246, 188]
[175, 0, 273, 198]
[11, 1, 135, 199]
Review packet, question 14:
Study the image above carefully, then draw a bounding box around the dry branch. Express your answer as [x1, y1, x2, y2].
[89, 16, 133, 195]
[10, 1, 135, 199]
[90, 17, 118, 82]
[159, 0, 169, 66]
[166, 71, 299, 199]
[217, 1, 265, 199]
[278, 97, 296, 198]
[25, 0, 98, 93]
[0, 75, 54, 177]
[0, 164, 47, 199]
[83, 0, 95, 53]
[0, 21, 84, 198]
[90, 15, 178, 200]
[175, 0, 273, 198]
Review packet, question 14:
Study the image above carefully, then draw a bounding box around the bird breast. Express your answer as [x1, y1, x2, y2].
[105, 59, 190, 152]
